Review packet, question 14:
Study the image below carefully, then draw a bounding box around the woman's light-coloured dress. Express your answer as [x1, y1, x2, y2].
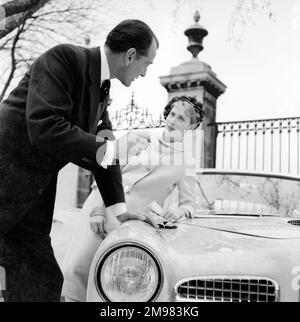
[62, 134, 197, 301]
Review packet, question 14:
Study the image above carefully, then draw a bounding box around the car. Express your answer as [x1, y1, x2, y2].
[82, 169, 300, 302]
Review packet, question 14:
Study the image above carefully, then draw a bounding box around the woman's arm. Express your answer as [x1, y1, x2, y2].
[164, 175, 197, 222]
[178, 175, 197, 218]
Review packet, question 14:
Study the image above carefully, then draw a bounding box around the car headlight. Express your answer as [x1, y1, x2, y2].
[96, 244, 162, 302]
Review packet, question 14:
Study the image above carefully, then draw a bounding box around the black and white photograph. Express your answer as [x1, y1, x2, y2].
[0, 0, 300, 304]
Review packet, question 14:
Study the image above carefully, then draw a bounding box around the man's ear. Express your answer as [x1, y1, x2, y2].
[125, 48, 137, 66]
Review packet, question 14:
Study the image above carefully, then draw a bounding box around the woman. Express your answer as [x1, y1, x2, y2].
[62, 96, 204, 301]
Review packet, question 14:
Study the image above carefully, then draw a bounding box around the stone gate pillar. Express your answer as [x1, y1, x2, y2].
[160, 11, 226, 168]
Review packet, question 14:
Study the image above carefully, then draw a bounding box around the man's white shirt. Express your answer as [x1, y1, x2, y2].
[98, 46, 127, 217]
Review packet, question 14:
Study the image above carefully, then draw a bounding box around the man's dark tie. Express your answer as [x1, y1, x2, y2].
[99, 79, 111, 103]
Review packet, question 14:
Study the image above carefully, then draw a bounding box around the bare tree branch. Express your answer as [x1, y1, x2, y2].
[0, 0, 275, 101]
[0, 0, 128, 100]
[227, 0, 275, 48]
[0, 0, 50, 39]
[196, 179, 215, 210]
[0, 22, 25, 100]
[2, 0, 42, 17]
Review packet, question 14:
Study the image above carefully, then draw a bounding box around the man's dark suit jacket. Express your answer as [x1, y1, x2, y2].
[0, 44, 125, 238]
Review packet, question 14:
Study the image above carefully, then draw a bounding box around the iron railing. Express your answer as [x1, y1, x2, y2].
[211, 117, 300, 175]
[111, 93, 165, 131]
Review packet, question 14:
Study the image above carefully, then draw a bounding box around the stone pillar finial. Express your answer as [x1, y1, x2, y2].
[184, 11, 208, 58]
[160, 11, 226, 168]
[194, 10, 200, 23]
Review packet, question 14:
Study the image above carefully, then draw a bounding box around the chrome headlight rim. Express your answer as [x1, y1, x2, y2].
[94, 242, 163, 302]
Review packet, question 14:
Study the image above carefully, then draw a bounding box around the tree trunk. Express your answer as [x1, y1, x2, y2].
[0, 0, 50, 39]
[2, 0, 42, 17]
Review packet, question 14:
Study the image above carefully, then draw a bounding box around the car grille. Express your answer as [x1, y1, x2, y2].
[288, 220, 300, 226]
[175, 277, 279, 302]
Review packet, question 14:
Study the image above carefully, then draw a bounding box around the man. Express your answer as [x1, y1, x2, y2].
[0, 19, 158, 302]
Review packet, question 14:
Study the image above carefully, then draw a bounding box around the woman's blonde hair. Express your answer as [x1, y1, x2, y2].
[163, 96, 205, 129]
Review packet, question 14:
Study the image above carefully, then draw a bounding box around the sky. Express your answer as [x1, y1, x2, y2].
[0, 0, 298, 123]
[89, 0, 300, 123]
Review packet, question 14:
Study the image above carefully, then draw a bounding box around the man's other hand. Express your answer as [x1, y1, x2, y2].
[89, 206, 121, 235]
[114, 131, 151, 163]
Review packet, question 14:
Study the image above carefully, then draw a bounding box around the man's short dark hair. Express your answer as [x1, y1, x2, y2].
[105, 19, 159, 57]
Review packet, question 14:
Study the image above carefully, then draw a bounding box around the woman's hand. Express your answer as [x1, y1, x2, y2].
[163, 208, 185, 223]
